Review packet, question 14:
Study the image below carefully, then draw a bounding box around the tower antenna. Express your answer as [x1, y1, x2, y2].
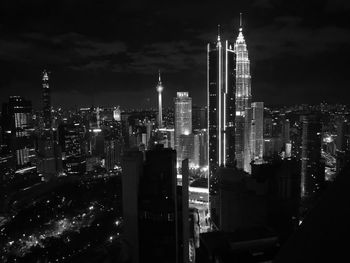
[217, 24, 221, 41]
[240, 13, 242, 28]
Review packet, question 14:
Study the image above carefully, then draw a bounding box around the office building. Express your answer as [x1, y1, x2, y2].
[58, 123, 84, 158]
[251, 102, 264, 162]
[210, 167, 266, 231]
[104, 137, 122, 171]
[113, 106, 121, 121]
[174, 92, 192, 164]
[1, 96, 33, 167]
[42, 70, 52, 129]
[336, 120, 350, 175]
[178, 133, 194, 165]
[192, 106, 207, 130]
[122, 145, 188, 263]
[207, 28, 236, 178]
[36, 132, 63, 181]
[300, 115, 325, 212]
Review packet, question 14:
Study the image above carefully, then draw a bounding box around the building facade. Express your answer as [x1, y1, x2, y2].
[42, 70, 51, 129]
[251, 102, 264, 162]
[1, 96, 33, 167]
[207, 32, 236, 178]
[300, 115, 325, 202]
[234, 20, 252, 173]
[174, 92, 192, 164]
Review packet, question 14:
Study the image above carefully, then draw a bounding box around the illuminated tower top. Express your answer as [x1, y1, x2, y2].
[234, 12, 251, 99]
[217, 24, 221, 42]
[237, 12, 244, 42]
[42, 69, 51, 129]
[156, 70, 164, 93]
[156, 70, 164, 128]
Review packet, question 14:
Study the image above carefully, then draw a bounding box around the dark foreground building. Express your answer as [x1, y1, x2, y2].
[275, 165, 350, 262]
[122, 145, 188, 263]
[197, 227, 279, 263]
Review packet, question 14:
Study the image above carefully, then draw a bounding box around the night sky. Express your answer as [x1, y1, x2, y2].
[1, 0, 350, 109]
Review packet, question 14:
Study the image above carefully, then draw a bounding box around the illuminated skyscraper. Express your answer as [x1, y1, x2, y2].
[113, 106, 121, 121]
[1, 96, 32, 166]
[207, 27, 236, 178]
[38, 70, 63, 180]
[156, 71, 164, 128]
[42, 70, 51, 129]
[251, 102, 264, 161]
[234, 14, 252, 173]
[175, 92, 192, 164]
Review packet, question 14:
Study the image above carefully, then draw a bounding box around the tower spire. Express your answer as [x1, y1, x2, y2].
[239, 13, 243, 32]
[217, 24, 221, 41]
[156, 70, 164, 128]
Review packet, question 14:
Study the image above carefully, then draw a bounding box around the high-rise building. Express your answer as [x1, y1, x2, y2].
[113, 106, 121, 121]
[178, 134, 194, 165]
[104, 137, 122, 171]
[146, 121, 153, 149]
[282, 117, 291, 144]
[234, 15, 252, 173]
[336, 119, 350, 152]
[192, 106, 207, 130]
[37, 70, 64, 179]
[210, 167, 266, 231]
[42, 70, 51, 129]
[158, 128, 175, 149]
[197, 130, 208, 167]
[251, 102, 264, 161]
[300, 115, 325, 204]
[58, 123, 84, 158]
[156, 71, 164, 128]
[122, 150, 143, 263]
[336, 120, 350, 175]
[36, 132, 63, 181]
[207, 28, 236, 178]
[193, 134, 200, 167]
[174, 92, 192, 164]
[122, 145, 188, 263]
[1, 96, 33, 167]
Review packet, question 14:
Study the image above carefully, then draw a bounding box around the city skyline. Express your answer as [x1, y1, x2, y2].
[1, 1, 350, 262]
[1, 1, 350, 108]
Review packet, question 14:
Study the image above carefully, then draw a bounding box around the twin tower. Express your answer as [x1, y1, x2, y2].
[208, 17, 253, 177]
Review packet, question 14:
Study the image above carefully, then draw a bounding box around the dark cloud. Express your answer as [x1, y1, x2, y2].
[249, 22, 350, 61]
[251, 0, 274, 9]
[324, 0, 350, 12]
[0, 0, 350, 108]
[126, 41, 204, 74]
